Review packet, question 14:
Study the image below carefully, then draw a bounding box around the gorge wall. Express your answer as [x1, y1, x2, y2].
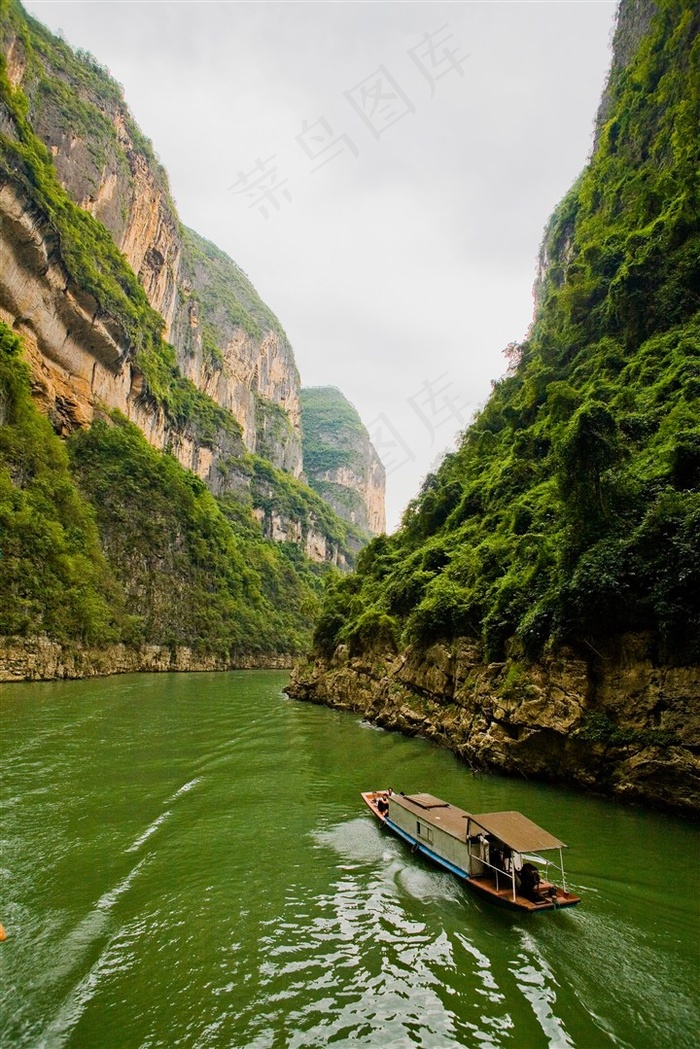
[289, 0, 700, 814]
[0, 0, 389, 678]
[0, 0, 384, 580]
[0, 8, 302, 480]
[301, 386, 386, 537]
[288, 635, 700, 814]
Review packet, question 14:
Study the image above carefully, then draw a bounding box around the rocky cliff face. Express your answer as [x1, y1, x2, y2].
[287, 634, 700, 814]
[0, 0, 386, 588]
[0, 178, 245, 486]
[0, 634, 294, 680]
[0, 8, 302, 476]
[178, 229, 303, 477]
[300, 386, 386, 536]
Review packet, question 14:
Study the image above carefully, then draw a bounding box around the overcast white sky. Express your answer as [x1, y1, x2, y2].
[26, 0, 618, 531]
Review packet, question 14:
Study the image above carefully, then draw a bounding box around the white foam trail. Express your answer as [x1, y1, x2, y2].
[170, 776, 201, 800]
[94, 858, 145, 913]
[125, 777, 201, 854]
[126, 810, 172, 853]
[45, 858, 146, 985]
[512, 929, 575, 1048]
[38, 934, 124, 1048]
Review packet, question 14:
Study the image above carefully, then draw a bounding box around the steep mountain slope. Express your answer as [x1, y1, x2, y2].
[289, 0, 700, 812]
[0, 0, 298, 475]
[0, 0, 382, 674]
[301, 386, 386, 538]
[0, 318, 327, 671]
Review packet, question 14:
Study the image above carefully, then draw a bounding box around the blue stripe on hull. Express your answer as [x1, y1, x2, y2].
[385, 818, 471, 882]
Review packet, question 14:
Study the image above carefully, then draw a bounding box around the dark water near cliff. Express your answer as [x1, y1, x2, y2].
[1, 671, 698, 1049]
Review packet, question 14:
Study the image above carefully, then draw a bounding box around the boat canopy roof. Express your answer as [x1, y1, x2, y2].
[468, 811, 566, 853]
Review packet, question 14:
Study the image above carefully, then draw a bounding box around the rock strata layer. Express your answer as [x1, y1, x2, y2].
[0, 635, 293, 681]
[287, 634, 700, 815]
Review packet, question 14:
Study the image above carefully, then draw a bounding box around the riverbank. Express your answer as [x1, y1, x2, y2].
[0, 635, 294, 681]
[286, 633, 700, 816]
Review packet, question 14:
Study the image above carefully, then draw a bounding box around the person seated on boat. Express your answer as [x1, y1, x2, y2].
[518, 862, 542, 902]
[376, 794, 389, 816]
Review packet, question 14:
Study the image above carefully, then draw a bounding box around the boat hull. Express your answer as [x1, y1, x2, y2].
[361, 791, 581, 913]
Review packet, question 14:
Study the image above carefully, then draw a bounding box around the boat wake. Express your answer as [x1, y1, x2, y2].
[125, 810, 172, 854]
[170, 776, 202, 800]
[126, 777, 202, 853]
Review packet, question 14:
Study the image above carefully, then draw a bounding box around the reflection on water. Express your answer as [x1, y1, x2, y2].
[1, 671, 698, 1049]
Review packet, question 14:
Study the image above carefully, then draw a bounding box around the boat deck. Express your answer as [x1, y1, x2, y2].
[361, 790, 581, 913]
[386, 791, 472, 841]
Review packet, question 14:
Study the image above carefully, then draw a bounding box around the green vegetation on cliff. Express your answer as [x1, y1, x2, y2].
[182, 227, 289, 345]
[300, 387, 367, 476]
[0, 324, 128, 643]
[250, 455, 365, 558]
[0, 1, 366, 661]
[0, 320, 325, 655]
[70, 416, 325, 656]
[300, 386, 375, 535]
[313, 1, 700, 666]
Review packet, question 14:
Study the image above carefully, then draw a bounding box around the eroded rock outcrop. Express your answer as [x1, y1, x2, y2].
[0, 178, 244, 483]
[0, 634, 294, 680]
[287, 635, 700, 814]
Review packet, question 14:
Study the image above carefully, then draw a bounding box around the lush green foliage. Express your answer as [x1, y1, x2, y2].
[69, 415, 326, 656]
[0, 324, 128, 643]
[250, 455, 364, 559]
[300, 386, 367, 476]
[312, 1, 700, 665]
[0, 318, 339, 656]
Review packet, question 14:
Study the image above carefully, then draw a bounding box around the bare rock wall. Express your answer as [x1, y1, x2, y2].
[287, 635, 700, 814]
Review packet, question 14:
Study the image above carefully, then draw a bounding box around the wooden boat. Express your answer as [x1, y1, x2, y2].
[362, 789, 581, 913]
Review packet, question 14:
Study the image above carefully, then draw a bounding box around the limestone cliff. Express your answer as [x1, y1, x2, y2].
[0, 0, 383, 583]
[0, 3, 302, 477]
[0, 0, 382, 682]
[300, 386, 386, 536]
[287, 634, 700, 814]
[178, 229, 302, 477]
[0, 177, 244, 482]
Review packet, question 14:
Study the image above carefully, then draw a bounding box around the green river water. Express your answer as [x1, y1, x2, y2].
[1, 671, 698, 1049]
